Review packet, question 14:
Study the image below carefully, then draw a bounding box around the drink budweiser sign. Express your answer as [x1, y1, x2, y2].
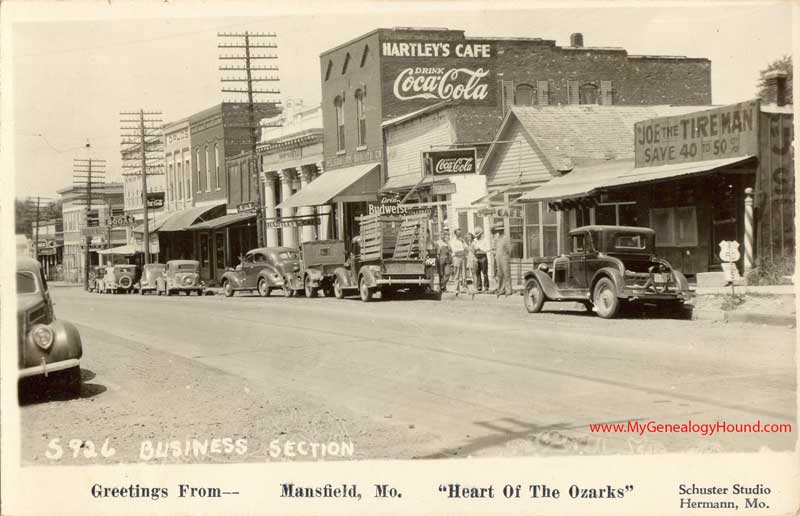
[393, 67, 490, 102]
[425, 149, 478, 176]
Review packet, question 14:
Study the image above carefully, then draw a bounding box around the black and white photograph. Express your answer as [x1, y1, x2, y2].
[1, 1, 797, 514]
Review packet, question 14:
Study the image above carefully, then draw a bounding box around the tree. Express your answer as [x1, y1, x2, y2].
[15, 197, 62, 237]
[756, 55, 793, 104]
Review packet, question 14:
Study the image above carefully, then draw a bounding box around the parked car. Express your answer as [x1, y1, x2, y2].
[88, 265, 105, 292]
[99, 264, 137, 294]
[136, 263, 166, 295]
[17, 257, 82, 397]
[156, 260, 206, 296]
[219, 247, 303, 298]
[301, 240, 346, 298]
[522, 225, 692, 319]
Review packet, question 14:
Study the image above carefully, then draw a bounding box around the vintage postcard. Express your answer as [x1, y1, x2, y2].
[1, 1, 797, 515]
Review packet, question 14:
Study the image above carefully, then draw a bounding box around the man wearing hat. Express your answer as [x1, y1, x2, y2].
[435, 228, 452, 292]
[492, 223, 512, 297]
[472, 227, 491, 292]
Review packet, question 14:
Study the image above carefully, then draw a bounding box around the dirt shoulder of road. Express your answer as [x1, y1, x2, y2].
[19, 323, 436, 466]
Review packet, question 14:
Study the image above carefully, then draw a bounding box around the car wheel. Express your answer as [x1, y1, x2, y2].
[257, 278, 270, 297]
[592, 277, 620, 319]
[304, 277, 317, 298]
[359, 275, 373, 302]
[333, 277, 345, 299]
[222, 280, 234, 298]
[523, 278, 545, 313]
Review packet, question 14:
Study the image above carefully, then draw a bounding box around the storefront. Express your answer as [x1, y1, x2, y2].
[517, 99, 794, 280]
[186, 211, 258, 279]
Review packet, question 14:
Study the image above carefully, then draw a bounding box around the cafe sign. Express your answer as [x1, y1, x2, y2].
[634, 100, 760, 167]
[424, 148, 478, 176]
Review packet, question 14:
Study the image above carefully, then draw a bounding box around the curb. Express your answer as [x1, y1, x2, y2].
[693, 309, 796, 327]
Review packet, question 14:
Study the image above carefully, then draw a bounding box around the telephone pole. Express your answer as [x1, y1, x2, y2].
[120, 109, 164, 265]
[219, 31, 281, 247]
[25, 196, 54, 260]
[73, 157, 106, 290]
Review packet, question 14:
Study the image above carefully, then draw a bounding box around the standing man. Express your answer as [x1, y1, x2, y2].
[435, 228, 452, 293]
[492, 223, 512, 298]
[449, 228, 467, 295]
[472, 227, 490, 292]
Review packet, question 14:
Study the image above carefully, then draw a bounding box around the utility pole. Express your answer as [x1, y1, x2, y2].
[219, 31, 281, 247]
[73, 157, 106, 290]
[121, 109, 164, 265]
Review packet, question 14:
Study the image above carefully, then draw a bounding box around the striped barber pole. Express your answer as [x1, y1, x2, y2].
[744, 187, 754, 271]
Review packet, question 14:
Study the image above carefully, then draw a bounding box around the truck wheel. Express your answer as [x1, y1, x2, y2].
[359, 276, 373, 302]
[592, 277, 620, 319]
[304, 277, 317, 298]
[524, 278, 545, 313]
[333, 277, 345, 299]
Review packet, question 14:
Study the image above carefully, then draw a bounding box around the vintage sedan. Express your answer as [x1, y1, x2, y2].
[220, 247, 303, 298]
[100, 264, 137, 294]
[523, 225, 692, 319]
[136, 263, 166, 295]
[17, 257, 82, 397]
[156, 260, 206, 296]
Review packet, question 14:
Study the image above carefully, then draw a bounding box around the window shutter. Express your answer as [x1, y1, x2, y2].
[536, 80, 549, 105]
[601, 81, 613, 105]
[500, 80, 515, 113]
[567, 80, 580, 105]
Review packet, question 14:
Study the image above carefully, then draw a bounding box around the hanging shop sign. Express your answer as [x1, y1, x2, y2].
[382, 40, 495, 105]
[477, 206, 523, 218]
[107, 215, 136, 227]
[423, 148, 478, 176]
[634, 100, 760, 167]
[237, 202, 257, 213]
[81, 226, 107, 237]
[431, 182, 457, 195]
[133, 233, 160, 254]
[264, 215, 319, 229]
[146, 192, 166, 209]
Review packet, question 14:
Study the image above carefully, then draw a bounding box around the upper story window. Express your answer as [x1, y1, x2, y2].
[579, 83, 599, 105]
[515, 84, 534, 106]
[334, 96, 345, 152]
[360, 46, 370, 67]
[214, 144, 220, 190]
[342, 53, 351, 75]
[205, 146, 211, 192]
[195, 149, 201, 192]
[325, 60, 333, 81]
[355, 89, 366, 147]
[536, 80, 550, 105]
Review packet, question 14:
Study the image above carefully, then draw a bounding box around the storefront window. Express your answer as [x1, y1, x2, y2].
[650, 207, 698, 247]
[596, 201, 638, 226]
[215, 233, 225, 271]
[199, 233, 209, 267]
[525, 201, 559, 258]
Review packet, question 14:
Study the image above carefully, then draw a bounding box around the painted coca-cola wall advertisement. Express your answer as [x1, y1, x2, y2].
[381, 39, 496, 113]
[424, 148, 478, 176]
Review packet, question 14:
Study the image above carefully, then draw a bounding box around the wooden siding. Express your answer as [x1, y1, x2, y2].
[385, 111, 453, 181]
[486, 121, 551, 187]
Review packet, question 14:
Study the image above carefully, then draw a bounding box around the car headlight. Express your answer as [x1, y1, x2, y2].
[31, 324, 54, 350]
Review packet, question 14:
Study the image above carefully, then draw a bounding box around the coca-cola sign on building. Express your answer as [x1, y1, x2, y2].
[424, 149, 478, 176]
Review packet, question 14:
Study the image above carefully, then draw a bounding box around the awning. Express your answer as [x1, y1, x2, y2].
[187, 211, 256, 231]
[97, 244, 138, 256]
[277, 162, 380, 209]
[133, 202, 226, 233]
[518, 156, 754, 203]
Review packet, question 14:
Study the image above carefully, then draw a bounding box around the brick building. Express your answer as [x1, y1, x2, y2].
[309, 27, 711, 244]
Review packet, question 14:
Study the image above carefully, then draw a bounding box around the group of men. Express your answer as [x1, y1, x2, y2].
[434, 224, 513, 297]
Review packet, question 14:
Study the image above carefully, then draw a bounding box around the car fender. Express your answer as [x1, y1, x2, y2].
[259, 265, 284, 287]
[22, 319, 83, 369]
[333, 267, 355, 289]
[523, 269, 559, 300]
[358, 265, 380, 288]
[590, 267, 626, 297]
[672, 269, 690, 293]
[222, 270, 247, 289]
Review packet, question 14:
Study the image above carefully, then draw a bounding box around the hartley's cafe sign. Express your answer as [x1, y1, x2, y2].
[383, 40, 494, 103]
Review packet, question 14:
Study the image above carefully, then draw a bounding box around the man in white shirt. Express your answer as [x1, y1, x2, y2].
[449, 228, 467, 295]
[472, 227, 491, 292]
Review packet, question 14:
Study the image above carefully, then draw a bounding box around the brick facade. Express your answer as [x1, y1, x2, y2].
[320, 28, 711, 172]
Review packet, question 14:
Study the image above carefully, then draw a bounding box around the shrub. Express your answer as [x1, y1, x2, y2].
[746, 254, 795, 286]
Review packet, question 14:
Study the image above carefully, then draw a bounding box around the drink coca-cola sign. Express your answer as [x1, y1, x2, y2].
[393, 67, 489, 102]
[424, 149, 478, 176]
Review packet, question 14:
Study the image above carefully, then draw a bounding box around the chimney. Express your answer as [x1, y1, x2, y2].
[570, 33, 584, 48]
[764, 70, 788, 106]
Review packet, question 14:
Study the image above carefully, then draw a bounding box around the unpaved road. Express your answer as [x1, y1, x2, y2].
[19, 286, 796, 465]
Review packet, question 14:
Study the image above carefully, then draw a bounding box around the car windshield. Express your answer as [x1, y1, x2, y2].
[615, 234, 647, 250]
[177, 264, 197, 271]
[147, 266, 165, 272]
[278, 251, 298, 260]
[118, 267, 135, 273]
[17, 272, 38, 293]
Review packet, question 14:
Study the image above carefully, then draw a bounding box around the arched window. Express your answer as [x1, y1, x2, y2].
[579, 83, 599, 105]
[205, 145, 211, 192]
[360, 45, 370, 67]
[325, 60, 333, 81]
[214, 144, 220, 189]
[342, 53, 351, 74]
[334, 96, 345, 151]
[195, 149, 201, 193]
[355, 89, 366, 147]
[515, 84, 534, 106]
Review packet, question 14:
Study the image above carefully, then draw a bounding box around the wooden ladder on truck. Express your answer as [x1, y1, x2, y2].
[392, 214, 428, 259]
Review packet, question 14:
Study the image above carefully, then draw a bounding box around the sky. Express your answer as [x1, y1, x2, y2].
[8, 1, 794, 199]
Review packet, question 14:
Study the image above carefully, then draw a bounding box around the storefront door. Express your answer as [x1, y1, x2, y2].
[709, 175, 739, 267]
